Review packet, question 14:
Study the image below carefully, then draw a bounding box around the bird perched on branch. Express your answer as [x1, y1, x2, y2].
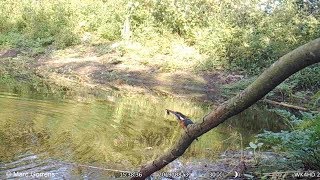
[166, 109, 194, 129]
[166, 109, 198, 141]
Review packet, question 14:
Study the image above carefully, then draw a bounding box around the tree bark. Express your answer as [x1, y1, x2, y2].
[132, 38, 320, 180]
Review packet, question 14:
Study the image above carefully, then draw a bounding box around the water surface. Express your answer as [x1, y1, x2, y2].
[0, 85, 286, 179]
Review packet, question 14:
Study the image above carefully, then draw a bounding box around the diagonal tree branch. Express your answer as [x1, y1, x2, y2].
[132, 38, 320, 180]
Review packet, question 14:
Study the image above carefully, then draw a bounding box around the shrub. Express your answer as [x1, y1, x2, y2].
[258, 111, 320, 170]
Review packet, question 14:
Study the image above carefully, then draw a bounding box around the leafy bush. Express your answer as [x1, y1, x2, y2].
[0, 0, 127, 49]
[289, 65, 320, 91]
[257, 111, 320, 170]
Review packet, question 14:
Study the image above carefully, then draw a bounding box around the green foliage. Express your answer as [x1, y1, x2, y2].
[289, 65, 320, 91]
[152, 0, 209, 38]
[0, 0, 127, 49]
[264, 64, 320, 103]
[0, 0, 319, 90]
[0, 0, 77, 49]
[257, 111, 320, 170]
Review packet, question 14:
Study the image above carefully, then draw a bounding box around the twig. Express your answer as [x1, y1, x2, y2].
[263, 99, 310, 111]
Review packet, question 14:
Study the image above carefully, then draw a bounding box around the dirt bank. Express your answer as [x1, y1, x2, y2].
[28, 45, 245, 101]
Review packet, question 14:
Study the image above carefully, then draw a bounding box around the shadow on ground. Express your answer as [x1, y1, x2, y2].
[26, 45, 244, 101]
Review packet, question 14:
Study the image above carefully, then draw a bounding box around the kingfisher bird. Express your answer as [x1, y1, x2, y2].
[166, 109, 194, 129]
[166, 109, 198, 140]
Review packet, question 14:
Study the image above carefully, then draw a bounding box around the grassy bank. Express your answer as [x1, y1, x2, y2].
[0, 53, 67, 98]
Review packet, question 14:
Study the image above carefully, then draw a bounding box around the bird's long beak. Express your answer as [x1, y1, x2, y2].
[166, 109, 174, 115]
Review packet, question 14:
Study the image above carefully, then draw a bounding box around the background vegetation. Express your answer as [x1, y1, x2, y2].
[1, 0, 319, 73]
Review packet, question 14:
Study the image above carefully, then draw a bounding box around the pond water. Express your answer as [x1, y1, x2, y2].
[0, 84, 287, 179]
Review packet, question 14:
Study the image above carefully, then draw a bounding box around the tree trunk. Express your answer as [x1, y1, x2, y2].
[132, 38, 320, 180]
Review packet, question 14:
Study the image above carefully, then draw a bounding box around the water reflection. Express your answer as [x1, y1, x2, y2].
[0, 87, 286, 178]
